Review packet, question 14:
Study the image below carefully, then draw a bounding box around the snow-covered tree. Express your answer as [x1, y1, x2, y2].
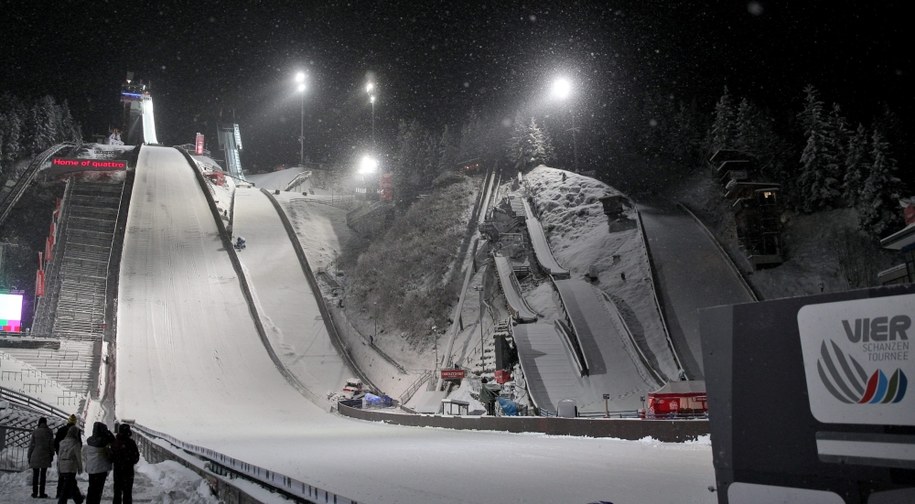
[842, 123, 869, 207]
[505, 114, 554, 171]
[669, 99, 704, 168]
[797, 85, 840, 212]
[28, 95, 58, 154]
[707, 86, 737, 154]
[457, 110, 486, 162]
[436, 125, 458, 175]
[858, 128, 903, 238]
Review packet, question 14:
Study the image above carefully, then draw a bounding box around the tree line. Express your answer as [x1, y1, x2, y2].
[388, 110, 490, 206]
[0, 93, 82, 178]
[708, 85, 904, 238]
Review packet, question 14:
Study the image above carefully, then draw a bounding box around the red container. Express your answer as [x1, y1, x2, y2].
[494, 369, 512, 384]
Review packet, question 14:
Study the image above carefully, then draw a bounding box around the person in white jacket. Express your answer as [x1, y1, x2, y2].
[83, 422, 115, 504]
[56, 425, 84, 503]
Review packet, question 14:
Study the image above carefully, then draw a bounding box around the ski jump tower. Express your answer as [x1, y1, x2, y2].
[121, 72, 158, 145]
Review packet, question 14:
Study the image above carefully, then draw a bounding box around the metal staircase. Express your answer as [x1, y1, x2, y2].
[47, 181, 124, 341]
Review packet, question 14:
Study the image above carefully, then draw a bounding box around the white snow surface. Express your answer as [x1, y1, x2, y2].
[106, 148, 716, 503]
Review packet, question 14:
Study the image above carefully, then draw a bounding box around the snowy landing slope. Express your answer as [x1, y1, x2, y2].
[114, 148, 715, 503]
[232, 186, 352, 402]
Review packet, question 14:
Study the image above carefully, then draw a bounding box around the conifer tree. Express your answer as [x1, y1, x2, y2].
[707, 86, 737, 154]
[505, 114, 554, 171]
[28, 96, 58, 154]
[797, 84, 833, 212]
[857, 128, 903, 238]
[436, 125, 457, 175]
[842, 123, 868, 207]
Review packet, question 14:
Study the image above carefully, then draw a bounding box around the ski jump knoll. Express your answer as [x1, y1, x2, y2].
[503, 195, 662, 413]
[638, 203, 756, 379]
[113, 146, 714, 503]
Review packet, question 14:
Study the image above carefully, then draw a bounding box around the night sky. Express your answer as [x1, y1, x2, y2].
[2, 1, 911, 172]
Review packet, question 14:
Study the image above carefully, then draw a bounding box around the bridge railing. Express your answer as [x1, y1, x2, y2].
[130, 421, 362, 504]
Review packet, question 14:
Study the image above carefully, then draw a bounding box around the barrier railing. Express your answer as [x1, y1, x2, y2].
[634, 205, 686, 380]
[0, 142, 77, 228]
[130, 422, 362, 504]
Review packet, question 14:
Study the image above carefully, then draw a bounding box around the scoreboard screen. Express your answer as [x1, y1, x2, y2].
[0, 293, 23, 332]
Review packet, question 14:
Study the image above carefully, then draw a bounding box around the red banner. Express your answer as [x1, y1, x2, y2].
[35, 269, 45, 297]
[440, 368, 466, 381]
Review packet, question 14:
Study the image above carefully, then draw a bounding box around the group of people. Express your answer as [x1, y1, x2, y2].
[27, 415, 140, 503]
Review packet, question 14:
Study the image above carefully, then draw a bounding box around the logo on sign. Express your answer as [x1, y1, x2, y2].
[797, 295, 913, 426]
[817, 340, 907, 404]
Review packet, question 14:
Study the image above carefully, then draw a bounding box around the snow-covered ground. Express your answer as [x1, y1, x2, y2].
[109, 147, 717, 503]
[4, 153, 718, 503]
[0, 458, 219, 504]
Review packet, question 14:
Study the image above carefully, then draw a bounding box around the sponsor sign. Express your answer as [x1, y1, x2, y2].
[798, 294, 912, 426]
[195, 132, 204, 155]
[440, 368, 465, 380]
[50, 158, 127, 176]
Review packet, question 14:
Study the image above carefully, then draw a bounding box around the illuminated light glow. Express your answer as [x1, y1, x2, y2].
[51, 158, 127, 170]
[370, 95, 376, 104]
[366, 82, 374, 93]
[295, 71, 306, 83]
[357, 155, 378, 175]
[0, 293, 23, 332]
[551, 76, 573, 100]
[297, 82, 307, 93]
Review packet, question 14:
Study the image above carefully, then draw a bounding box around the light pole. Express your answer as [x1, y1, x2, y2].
[365, 82, 376, 149]
[475, 285, 485, 371]
[431, 325, 439, 373]
[295, 71, 307, 167]
[550, 76, 579, 173]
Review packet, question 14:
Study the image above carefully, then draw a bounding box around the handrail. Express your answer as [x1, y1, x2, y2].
[600, 291, 665, 387]
[554, 319, 588, 376]
[0, 142, 77, 228]
[399, 369, 433, 404]
[129, 422, 362, 504]
[174, 147, 321, 405]
[634, 204, 686, 379]
[31, 177, 75, 336]
[258, 188, 376, 392]
[0, 385, 76, 423]
[677, 202, 760, 302]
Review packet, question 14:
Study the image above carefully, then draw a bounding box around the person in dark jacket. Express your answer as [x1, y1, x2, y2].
[56, 425, 84, 504]
[28, 417, 55, 498]
[54, 414, 78, 455]
[54, 414, 80, 499]
[109, 424, 141, 504]
[83, 422, 115, 504]
[479, 377, 501, 416]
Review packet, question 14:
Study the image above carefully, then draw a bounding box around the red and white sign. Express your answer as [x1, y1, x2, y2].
[440, 368, 466, 381]
[195, 133, 205, 155]
[49, 158, 127, 176]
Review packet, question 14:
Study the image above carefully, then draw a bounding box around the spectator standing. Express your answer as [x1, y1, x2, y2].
[54, 414, 78, 455]
[56, 425, 84, 504]
[479, 377, 502, 416]
[28, 417, 54, 498]
[83, 422, 115, 504]
[109, 424, 140, 504]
